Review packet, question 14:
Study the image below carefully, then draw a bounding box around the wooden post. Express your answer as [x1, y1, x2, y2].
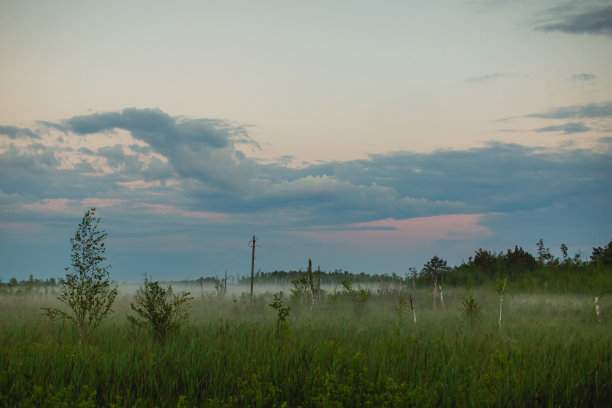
[249, 235, 257, 298]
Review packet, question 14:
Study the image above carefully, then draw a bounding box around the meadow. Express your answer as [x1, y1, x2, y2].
[1, 284, 610, 407]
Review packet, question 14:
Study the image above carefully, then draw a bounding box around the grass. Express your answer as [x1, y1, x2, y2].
[1, 287, 611, 407]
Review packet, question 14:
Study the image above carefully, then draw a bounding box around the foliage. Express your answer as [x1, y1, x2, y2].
[342, 279, 371, 313]
[422, 255, 449, 282]
[536, 238, 554, 265]
[461, 291, 481, 327]
[494, 278, 508, 297]
[42, 208, 118, 344]
[591, 240, 612, 267]
[473, 248, 498, 275]
[269, 292, 291, 339]
[213, 277, 226, 297]
[127, 277, 193, 342]
[3, 289, 612, 407]
[290, 276, 311, 302]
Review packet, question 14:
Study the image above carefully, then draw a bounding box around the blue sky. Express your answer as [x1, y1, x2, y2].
[1, 0, 611, 281]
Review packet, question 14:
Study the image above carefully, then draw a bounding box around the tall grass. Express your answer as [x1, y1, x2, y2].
[1, 287, 610, 407]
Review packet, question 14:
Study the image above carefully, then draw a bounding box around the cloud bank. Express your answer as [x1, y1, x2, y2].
[1, 108, 611, 279]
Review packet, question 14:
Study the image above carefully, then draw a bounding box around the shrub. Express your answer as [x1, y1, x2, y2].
[127, 277, 193, 342]
[342, 280, 371, 314]
[461, 291, 481, 327]
[269, 292, 291, 339]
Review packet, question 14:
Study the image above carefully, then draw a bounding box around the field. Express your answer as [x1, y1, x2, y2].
[1, 285, 611, 407]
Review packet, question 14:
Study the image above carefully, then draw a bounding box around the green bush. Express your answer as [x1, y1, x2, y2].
[127, 277, 192, 342]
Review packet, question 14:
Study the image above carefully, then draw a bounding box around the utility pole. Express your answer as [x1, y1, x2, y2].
[249, 235, 257, 297]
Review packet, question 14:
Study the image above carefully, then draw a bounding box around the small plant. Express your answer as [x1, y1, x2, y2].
[213, 277, 226, 297]
[461, 291, 481, 328]
[393, 292, 416, 335]
[342, 280, 371, 314]
[269, 292, 291, 339]
[290, 276, 311, 303]
[42, 208, 118, 345]
[395, 292, 409, 317]
[127, 277, 193, 342]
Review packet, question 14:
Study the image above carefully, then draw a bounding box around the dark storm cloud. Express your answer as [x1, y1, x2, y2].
[0, 125, 39, 139]
[535, 122, 591, 134]
[528, 101, 612, 119]
[536, 5, 612, 36]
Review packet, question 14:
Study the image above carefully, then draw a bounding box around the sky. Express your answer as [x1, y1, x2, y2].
[1, 0, 611, 282]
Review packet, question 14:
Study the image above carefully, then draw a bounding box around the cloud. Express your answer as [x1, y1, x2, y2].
[535, 122, 591, 134]
[536, 5, 612, 36]
[60, 108, 255, 190]
[572, 73, 596, 81]
[65, 108, 230, 148]
[301, 214, 491, 248]
[3, 109, 610, 233]
[96, 144, 143, 173]
[465, 72, 525, 84]
[0, 125, 39, 139]
[2, 107, 612, 278]
[528, 101, 612, 119]
[80, 198, 126, 208]
[23, 198, 75, 214]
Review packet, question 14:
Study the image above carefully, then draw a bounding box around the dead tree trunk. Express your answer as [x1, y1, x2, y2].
[595, 296, 602, 324]
[433, 273, 438, 309]
[307, 258, 315, 308]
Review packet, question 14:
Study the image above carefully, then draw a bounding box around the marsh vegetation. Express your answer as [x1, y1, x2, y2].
[1, 210, 611, 406]
[1, 282, 611, 407]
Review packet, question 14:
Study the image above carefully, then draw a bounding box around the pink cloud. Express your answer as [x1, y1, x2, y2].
[140, 203, 227, 220]
[81, 198, 126, 208]
[23, 198, 74, 214]
[300, 214, 491, 248]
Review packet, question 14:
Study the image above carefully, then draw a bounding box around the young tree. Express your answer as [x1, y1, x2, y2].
[42, 208, 118, 344]
[536, 239, 553, 265]
[423, 256, 448, 308]
[560, 243, 568, 263]
[591, 240, 612, 268]
[472, 248, 498, 277]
